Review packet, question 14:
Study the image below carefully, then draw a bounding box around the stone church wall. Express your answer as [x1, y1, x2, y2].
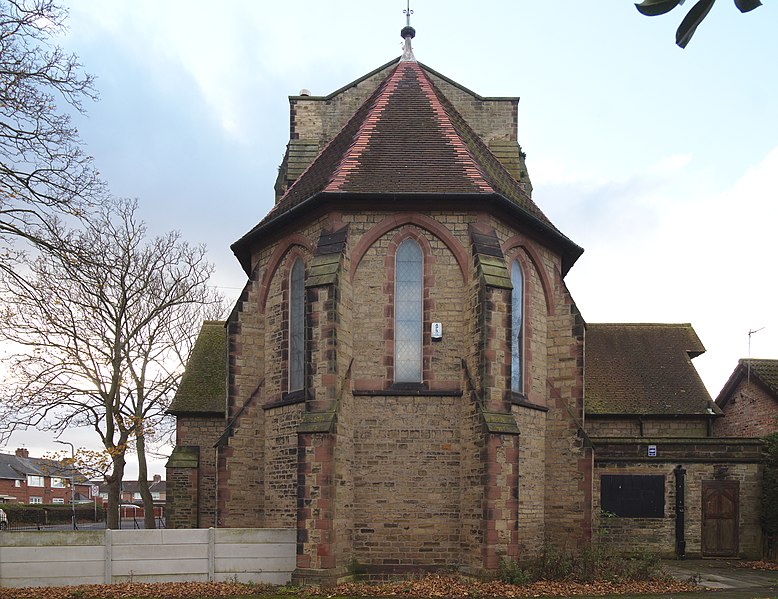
[220, 219, 319, 528]
[351, 394, 464, 568]
[289, 63, 396, 145]
[214, 204, 590, 571]
[425, 72, 518, 144]
[174, 415, 222, 528]
[543, 281, 590, 548]
[263, 403, 305, 526]
[513, 405, 547, 557]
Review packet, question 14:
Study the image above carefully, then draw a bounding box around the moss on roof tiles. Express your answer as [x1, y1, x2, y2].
[742, 358, 778, 396]
[165, 446, 199, 469]
[585, 323, 718, 416]
[169, 320, 226, 415]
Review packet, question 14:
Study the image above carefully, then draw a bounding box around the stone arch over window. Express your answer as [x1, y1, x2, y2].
[349, 214, 468, 284]
[502, 236, 554, 317]
[257, 234, 315, 314]
[394, 238, 423, 384]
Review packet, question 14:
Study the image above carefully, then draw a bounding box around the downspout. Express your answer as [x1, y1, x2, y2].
[674, 465, 686, 559]
[214, 444, 219, 528]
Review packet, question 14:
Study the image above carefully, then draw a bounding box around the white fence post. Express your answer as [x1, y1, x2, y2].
[104, 529, 112, 584]
[208, 527, 216, 582]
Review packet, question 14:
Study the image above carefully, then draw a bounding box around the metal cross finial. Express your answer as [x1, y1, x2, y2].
[400, 0, 416, 61]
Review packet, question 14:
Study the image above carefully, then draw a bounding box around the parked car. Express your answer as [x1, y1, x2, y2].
[0, 508, 7, 530]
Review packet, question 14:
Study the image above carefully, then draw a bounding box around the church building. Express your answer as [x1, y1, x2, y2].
[166, 22, 764, 583]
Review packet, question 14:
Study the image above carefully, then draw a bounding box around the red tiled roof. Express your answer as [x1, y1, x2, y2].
[233, 59, 580, 270]
[585, 323, 719, 416]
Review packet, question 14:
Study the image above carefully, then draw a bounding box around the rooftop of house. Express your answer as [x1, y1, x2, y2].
[97, 474, 165, 496]
[231, 29, 582, 275]
[0, 449, 89, 484]
[585, 323, 720, 417]
[168, 320, 227, 415]
[715, 358, 778, 408]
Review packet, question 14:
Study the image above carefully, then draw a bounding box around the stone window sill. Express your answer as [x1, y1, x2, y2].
[353, 388, 463, 397]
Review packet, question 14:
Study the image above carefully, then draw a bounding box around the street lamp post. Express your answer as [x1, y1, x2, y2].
[54, 440, 76, 530]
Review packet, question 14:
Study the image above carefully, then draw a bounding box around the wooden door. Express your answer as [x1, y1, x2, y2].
[701, 480, 739, 557]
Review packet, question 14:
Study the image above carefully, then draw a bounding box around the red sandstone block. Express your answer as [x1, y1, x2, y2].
[485, 486, 500, 500]
[487, 462, 503, 476]
[484, 552, 499, 570]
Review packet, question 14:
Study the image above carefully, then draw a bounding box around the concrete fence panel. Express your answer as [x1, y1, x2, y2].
[0, 528, 295, 588]
[0, 531, 106, 587]
[214, 528, 296, 585]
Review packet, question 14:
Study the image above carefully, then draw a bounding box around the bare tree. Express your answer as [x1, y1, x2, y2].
[0, 0, 103, 268]
[0, 198, 220, 528]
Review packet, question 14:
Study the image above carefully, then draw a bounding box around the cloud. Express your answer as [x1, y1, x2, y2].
[558, 146, 778, 395]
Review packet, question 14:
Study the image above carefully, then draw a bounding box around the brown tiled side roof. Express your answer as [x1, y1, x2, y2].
[747, 359, 778, 395]
[233, 59, 581, 272]
[168, 320, 226, 415]
[715, 358, 778, 407]
[585, 323, 719, 416]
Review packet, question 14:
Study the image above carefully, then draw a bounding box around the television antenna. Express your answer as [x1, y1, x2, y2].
[747, 326, 765, 384]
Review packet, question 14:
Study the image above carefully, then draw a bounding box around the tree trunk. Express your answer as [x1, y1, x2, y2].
[105, 453, 126, 529]
[136, 432, 156, 529]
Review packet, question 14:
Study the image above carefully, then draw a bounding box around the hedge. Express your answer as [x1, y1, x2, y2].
[2, 503, 104, 524]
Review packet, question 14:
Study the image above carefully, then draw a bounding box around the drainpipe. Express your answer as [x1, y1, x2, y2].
[214, 445, 219, 528]
[674, 465, 686, 559]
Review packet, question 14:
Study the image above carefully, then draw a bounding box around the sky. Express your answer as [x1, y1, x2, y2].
[5, 1, 776, 478]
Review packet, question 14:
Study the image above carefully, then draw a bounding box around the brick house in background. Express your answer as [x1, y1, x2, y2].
[0, 448, 90, 505]
[167, 25, 765, 580]
[715, 359, 778, 437]
[96, 474, 167, 504]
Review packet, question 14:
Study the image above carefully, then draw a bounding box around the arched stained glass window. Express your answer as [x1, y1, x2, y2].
[289, 258, 305, 392]
[511, 260, 524, 394]
[395, 239, 423, 383]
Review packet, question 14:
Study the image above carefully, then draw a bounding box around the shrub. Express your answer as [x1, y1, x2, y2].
[762, 432, 778, 559]
[761, 432, 778, 535]
[533, 545, 574, 580]
[497, 544, 662, 585]
[497, 556, 532, 585]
